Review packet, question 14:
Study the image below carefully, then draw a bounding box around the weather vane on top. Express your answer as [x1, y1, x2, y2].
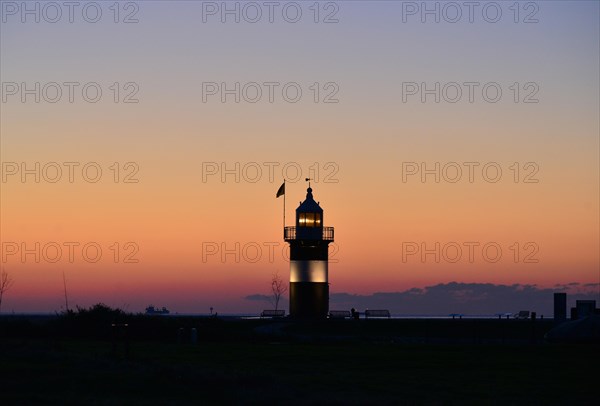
[305, 178, 312, 188]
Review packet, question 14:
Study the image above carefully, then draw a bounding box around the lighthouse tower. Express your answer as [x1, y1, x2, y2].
[284, 184, 334, 318]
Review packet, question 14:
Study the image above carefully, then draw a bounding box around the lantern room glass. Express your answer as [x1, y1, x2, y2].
[299, 212, 321, 228]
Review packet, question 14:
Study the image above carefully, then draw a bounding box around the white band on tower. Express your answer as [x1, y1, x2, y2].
[289, 260, 328, 283]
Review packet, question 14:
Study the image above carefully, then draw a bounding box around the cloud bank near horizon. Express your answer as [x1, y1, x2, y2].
[245, 282, 599, 315]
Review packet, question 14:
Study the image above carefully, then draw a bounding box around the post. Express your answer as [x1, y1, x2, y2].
[283, 179, 286, 229]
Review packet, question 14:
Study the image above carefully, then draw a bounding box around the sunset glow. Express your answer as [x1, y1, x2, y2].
[1, 1, 598, 315]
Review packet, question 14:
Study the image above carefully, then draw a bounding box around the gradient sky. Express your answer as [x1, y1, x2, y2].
[1, 1, 598, 314]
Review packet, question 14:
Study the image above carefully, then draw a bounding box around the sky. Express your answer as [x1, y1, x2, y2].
[1, 0, 599, 314]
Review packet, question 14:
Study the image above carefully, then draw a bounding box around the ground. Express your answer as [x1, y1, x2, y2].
[0, 317, 597, 405]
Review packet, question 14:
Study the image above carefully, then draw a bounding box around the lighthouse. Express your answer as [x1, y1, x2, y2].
[284, 182, 334, 318]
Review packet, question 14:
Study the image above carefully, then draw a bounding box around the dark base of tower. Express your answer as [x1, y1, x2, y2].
[289, 282, 329, 319]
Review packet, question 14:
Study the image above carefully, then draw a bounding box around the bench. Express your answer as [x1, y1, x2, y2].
[329, 310, 352, 319]
[365, 309, 391, 319]
[260, 310, 285, 318]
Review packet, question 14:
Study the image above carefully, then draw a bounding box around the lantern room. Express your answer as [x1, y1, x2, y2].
[295, 187, 324, 240]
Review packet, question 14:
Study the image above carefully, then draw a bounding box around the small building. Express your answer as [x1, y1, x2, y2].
[575, 300, 597, 318]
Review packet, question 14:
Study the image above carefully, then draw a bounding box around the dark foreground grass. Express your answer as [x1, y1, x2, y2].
[1, 338, 597, 405]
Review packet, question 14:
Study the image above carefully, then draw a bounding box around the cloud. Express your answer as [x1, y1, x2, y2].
[243, 282, 598, 315]
[328, 282, 599, 316]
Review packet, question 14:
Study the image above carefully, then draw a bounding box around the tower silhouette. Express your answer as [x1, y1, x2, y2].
[284, 184, 334, 318]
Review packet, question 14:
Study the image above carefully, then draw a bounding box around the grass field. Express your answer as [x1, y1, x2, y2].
[1, 317, 598, 405]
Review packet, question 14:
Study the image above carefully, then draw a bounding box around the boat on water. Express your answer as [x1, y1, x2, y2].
[145, 305, 170, 315]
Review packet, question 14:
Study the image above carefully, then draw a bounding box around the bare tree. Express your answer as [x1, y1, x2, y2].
[0, 268, 15, 313]
[270, 271, 287, 311]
